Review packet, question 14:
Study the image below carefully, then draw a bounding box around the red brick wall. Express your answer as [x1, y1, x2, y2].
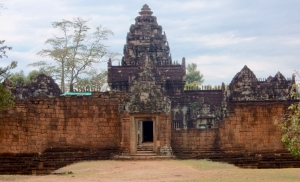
[218, 102, 286, 152]
[0, 92, 125, 154]
[1, 95, 298, 170]
[172, 102, 291, 155]
[158, 113, 172, 149]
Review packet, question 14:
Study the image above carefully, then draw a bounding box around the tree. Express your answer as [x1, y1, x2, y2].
[185, 63, 204, 88]
[275, 71, 300, 158]
[8, 70, 43, 86]
[0, 84, 14, 112]
[27, 70, 44, 82]
[9, 70, 30, 86]
[0, 40, 17, 77]
[74, 69, 107, 91]
[0, 41, 17, 113]
[0, 40, 18, 81]
[29, 17, 118, 92]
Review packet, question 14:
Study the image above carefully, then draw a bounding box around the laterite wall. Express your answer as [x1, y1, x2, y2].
[0, 92, 126, 174]
[172, 101, 300, 168]
[0, 92, 125, 154]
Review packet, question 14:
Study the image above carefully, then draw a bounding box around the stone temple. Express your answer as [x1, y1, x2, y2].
[108, 4, 295, 129]
[0, 4, 299, 174]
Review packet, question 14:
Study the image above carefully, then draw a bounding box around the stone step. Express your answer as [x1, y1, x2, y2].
[137, 148, 153, 151]
[137, 145, 153, 151]
[137, 145, 153, 148]
[138, 143, 153, 146]
[131, 152, 157, 156]
[136, 150, 154, 153]
[112, 154, 175, 160]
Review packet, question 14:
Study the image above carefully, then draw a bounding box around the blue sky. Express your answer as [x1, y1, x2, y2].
[0, 0, 299, 85]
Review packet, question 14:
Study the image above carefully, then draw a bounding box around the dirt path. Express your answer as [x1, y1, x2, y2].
[0, 160, 299, 182]
[0, 160, 204, 182]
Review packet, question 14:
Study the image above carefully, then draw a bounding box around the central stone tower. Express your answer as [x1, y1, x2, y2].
[122, 4, 172, 66]
[108, 4, 186, 95]
[108, 4, 184, 156]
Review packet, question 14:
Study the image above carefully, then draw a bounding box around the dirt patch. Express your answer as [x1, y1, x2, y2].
[0, 160, 203, 182]
[0, 160, 299, 182]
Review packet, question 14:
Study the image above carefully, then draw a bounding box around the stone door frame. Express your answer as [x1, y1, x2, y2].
[129, 114, 159, 153]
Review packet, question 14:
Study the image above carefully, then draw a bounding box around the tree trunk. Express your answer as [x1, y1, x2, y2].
[69, 83, 74, 92]
[61, 62, 65, 93]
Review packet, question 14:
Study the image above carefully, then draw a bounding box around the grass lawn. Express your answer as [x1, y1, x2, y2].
[172, 160, 300, 182]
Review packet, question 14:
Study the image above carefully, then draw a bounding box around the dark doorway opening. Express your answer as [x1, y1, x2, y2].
[143, 121, 153, 142]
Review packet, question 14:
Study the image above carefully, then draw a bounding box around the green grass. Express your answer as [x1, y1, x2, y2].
[171, 159, 237, 170]
[172, 160, 300, 182]
[0, 175, 30, 181]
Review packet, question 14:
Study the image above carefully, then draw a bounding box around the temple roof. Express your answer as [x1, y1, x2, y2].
[108, 65, 185, 83]
[184, 90, 223, 107]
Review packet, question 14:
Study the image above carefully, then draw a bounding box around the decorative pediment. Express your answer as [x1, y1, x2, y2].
[120, 79, 171, 113]
[228, 66, 295, 101]
[229, 65, 258, 101]
[29, 74, 61, 97]
[268, 72, 289, 99]
[119, 53, 171, 113]
[2, 74, 61, 100]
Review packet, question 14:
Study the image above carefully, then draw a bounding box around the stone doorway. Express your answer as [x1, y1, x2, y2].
[142, 121, 153, 142]
[125, 114, 172, 155]
[137, 120, 154, 152]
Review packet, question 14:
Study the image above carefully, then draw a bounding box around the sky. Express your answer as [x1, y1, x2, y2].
[0, 0, 299, 86]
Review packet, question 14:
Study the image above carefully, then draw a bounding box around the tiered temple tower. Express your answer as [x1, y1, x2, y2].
[108, 4, 224, 129]
[108, 4, 186, 96]
[121, 4, 171, 66]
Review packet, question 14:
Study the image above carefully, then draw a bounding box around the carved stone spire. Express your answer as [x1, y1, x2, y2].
[121, 5, 171, 66]
[139, 4, 153, 16]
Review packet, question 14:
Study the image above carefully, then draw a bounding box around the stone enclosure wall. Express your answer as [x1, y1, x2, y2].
[1, 95, 300, 173]
[0, 92, 125, 174]
[172, 101, 300, 168]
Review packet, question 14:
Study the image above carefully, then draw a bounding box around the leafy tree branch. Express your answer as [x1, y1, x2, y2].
[275, 71, 300, 158]
[29, 17, 119, 92]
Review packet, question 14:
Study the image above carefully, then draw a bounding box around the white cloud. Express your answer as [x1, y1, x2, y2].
[0, 0, 299, 87]
[188, 54, 299, 85]
[175, 32, 257, 46]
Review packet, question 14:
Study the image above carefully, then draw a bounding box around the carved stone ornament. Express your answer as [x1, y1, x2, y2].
[228, 66, 295, 101]
[229, 65, 258, 101]
[120, 53, 171, 113]
[2, 74, 61, 100]
[190, 97, 221, 128]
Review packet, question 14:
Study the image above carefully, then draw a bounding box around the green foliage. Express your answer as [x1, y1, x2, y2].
[0, 61, 17, 82]
[29, 17, 119, 92]
[186, 63, 204, 87]
[8, 70, 44, 86]
[0, 40, 17, 81]
[190, 102, 197, 109]
[74, 69, 107, 89]
[0, 84, 14, 112]
[275, 72, 300, 158]
[0, 40, 17, 112]
[275, 102, 300, 158]
[9, 70, 30, 85]
[27, 70, 44, 81]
